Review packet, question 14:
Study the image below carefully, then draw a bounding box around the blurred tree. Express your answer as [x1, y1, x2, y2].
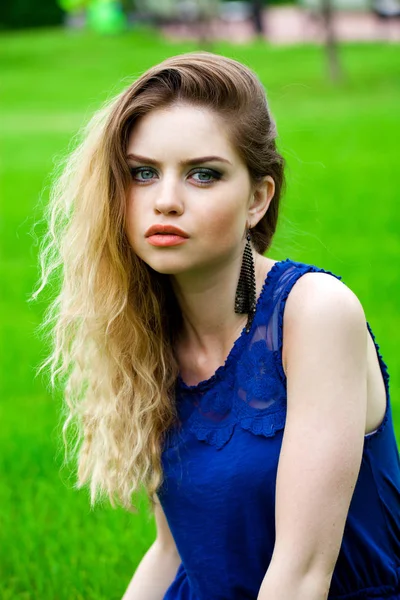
[299, 0, 344, 82]
[87, 0, 128, 33]
[0, 0, 64, 29]
[59, 0, 128, 32]
[58, 0, 89, 10]
[196, 0, 220, 45]
[321, 0, 343, 82]
[250, 0, 265, 36]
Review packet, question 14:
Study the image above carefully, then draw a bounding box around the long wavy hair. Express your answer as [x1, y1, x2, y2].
[30, 51, 286, 514]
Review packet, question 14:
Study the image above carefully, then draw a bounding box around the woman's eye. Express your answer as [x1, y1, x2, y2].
[128, 166, 221, 185]
[191, 169, 221, 185]
[129, 167, 155, 182]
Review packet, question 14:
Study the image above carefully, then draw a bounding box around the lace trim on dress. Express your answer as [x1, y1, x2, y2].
[165, 341, 288, 451]
[185, 376, 238, 450]
[163, 403, 287, 452]
[237, 405, 287, 439]
[183, 369, 287, 451]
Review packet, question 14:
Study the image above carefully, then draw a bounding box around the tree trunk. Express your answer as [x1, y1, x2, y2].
[321, 0, 343, 82]
[195, 0, 219, 48]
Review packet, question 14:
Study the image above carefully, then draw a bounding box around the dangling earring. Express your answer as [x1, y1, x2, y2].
[234, 226, 257, 333]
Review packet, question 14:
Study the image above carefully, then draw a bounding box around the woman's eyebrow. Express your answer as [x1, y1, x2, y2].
[126, 153, 232, 166]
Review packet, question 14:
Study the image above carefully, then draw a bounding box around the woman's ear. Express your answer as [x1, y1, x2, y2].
[248, 176, 275, 226]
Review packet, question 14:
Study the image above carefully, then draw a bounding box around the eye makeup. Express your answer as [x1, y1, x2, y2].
[128, 166, 223, 186]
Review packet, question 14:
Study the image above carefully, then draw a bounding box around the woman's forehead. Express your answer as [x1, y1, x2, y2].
[126, 105, 240, 164]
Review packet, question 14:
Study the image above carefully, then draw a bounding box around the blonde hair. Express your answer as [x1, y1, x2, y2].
[30, 51, 286, 514]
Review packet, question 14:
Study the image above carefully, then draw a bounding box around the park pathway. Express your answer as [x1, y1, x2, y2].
[160, 6, 400, 44]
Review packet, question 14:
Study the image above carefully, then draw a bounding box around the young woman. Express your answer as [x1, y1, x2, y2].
[33, 51, 400, 600]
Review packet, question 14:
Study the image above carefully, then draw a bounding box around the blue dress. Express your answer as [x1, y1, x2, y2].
[158, 258, 400, 600]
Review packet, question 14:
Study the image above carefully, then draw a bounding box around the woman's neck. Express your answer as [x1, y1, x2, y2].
[171, 253, 273, 360]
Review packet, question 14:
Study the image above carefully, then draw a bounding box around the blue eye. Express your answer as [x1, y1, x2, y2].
[129, 167, 155, 182]
[128, 166, 222, 185]
[192, 169, 221, 184]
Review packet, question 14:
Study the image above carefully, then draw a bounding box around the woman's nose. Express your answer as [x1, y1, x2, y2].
[154, 177, 184, 215]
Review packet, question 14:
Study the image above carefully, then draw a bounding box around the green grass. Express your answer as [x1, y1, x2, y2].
[0, 25, 399, 599]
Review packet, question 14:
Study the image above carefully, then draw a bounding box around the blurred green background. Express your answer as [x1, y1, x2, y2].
[1, 19, 399, 600]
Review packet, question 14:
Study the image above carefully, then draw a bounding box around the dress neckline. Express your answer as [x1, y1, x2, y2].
[176, 257, 293, 393]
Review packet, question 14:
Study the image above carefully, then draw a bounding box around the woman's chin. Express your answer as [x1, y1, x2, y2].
[144, 258, 194, 276]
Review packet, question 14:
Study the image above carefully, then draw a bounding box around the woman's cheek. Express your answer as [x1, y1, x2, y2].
[200, 205, 244, 247]
[124, 211, 143, 253]
[125, 192, 146, 237]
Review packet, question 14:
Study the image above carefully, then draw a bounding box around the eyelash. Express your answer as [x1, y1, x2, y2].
[129, 167, 222, 186]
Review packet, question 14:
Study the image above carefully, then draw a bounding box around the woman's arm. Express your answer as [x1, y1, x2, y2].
[258, 273, 368, 599]
[121, 540, 181, 600]
[122, 494, 181, 600]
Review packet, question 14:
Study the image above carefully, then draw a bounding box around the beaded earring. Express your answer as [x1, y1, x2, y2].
[234, 227, 256, 333]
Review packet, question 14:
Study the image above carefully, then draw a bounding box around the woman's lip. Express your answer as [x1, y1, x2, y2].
[145, 225, 189, 237]
[147, 234, 188, 247]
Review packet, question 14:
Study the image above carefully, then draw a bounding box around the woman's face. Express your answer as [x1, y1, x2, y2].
[124, 103, 264, 276]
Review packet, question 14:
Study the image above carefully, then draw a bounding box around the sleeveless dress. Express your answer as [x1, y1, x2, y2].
[158, 258, 400, 600]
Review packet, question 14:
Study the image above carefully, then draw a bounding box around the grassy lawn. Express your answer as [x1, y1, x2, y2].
[0, 25, 399, 599]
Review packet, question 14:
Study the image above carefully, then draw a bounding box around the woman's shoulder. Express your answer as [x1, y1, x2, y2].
[258, 257, 357, 325]
[281, 261, 361, 322]
[279, 262, 366, 378]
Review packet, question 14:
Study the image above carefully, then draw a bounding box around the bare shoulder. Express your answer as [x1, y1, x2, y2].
[284, 270, 364, 322]
[282, 271, 366, 374]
